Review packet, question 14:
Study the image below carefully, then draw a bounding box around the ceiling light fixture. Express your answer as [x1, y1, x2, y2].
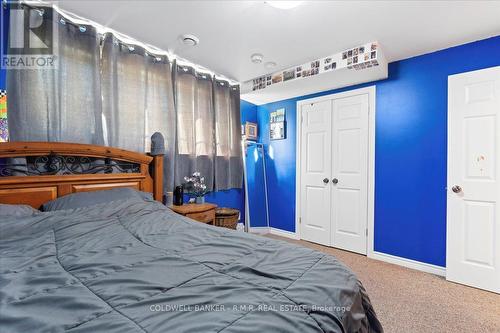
[180, 34, 199, 46]
[264, 61, 277, 69]
[266, 1, 302, 10]
[251, 53, 264, 64]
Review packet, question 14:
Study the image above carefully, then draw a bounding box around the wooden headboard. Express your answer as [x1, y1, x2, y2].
[0, 142, 163, 209]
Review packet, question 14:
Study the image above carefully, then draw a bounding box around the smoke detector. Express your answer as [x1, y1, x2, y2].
[265, 61, 277, 69]
[180, 34, 199, 46]
[251, 53, 264, 64]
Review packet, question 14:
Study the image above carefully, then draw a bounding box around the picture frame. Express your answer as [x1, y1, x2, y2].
[245, 122, 258, 140]
[270, 108, 286, 140]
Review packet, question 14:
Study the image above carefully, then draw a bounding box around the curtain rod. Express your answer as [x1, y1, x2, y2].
[4, 0, 240, 86]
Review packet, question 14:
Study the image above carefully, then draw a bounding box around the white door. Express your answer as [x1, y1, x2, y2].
[447, 66, 500, 293]
[300, 100, 332, 246]
[331, 94, 369, 254]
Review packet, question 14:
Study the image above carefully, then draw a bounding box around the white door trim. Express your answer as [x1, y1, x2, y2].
[295, 86, 376, 256]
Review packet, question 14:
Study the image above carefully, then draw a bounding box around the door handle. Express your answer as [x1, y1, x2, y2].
[332, 178, 339, 184]
[451, 185, 462, 193]
[323, 178, 329, 184]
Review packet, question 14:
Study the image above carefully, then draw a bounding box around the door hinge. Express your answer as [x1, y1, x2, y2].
[366, 228, 368, 236]
[299, 217, 302, 224]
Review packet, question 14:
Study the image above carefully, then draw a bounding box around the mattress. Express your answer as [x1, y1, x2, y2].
[0, 197, 383, 332]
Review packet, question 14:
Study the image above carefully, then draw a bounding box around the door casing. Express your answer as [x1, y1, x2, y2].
[296, 86, 376, 256]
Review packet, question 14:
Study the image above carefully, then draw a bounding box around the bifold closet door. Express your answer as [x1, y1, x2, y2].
[300, 100, 333, 246]
[331, 94, 369, 255]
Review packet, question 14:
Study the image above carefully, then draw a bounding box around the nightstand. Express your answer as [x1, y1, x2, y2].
[169, 203, 217, 225]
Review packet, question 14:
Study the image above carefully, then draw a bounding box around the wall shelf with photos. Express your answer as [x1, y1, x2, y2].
[241, 41, 388, 105]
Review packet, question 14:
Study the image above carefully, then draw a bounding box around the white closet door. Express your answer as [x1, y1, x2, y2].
[447, 66, 500, 293]
[331, 94, 369, 254]
[300, 100, 332, 246]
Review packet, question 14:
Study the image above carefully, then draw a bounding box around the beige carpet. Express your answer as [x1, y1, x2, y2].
[265, 234, 500, 333]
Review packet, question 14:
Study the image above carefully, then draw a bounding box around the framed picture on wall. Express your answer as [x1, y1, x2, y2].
[245, 122, 258, 140]
[270, 108, 286, 140]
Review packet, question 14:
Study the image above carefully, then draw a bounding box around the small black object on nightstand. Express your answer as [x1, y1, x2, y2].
[173, 185, 183, 206]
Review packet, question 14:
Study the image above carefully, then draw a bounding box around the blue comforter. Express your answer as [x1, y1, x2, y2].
[0, 197, 382, 332]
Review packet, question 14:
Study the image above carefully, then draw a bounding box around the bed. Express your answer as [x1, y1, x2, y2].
[0, 141, 383, 333]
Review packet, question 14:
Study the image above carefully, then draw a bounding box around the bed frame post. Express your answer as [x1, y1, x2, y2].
[152, 155, 163, 202]
[149, 132, 165, 203]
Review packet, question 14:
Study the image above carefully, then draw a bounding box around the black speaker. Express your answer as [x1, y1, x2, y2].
[173, 185, 184, 206]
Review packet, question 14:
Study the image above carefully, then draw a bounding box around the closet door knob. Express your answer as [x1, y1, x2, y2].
[323, 178, 329, 184]
[332, 178, 339, 184]
[451, 185, 462, 193]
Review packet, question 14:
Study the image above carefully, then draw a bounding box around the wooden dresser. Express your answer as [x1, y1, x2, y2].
[169, 203, 217, 225]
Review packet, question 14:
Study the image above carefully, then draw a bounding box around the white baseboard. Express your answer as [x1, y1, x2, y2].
[247, 227, 299, 240]
[269, 227, 300, 240]
[248, 227, 445, 277]
[368, 251, 446, 277]
[248, 227, 269, 234]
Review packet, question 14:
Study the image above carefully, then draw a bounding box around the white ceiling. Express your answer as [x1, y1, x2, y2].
[54, 1, 500, 83]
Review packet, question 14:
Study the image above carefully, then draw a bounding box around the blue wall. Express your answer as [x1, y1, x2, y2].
[0, 62, 4, 88]
[204, 188, 245, 223]
[241, 100, 258, 124]
[0, 3, 8, 89]
[249, 35, 500, 267]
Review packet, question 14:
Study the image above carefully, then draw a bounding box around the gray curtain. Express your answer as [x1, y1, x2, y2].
[214, 80, 243, 190]
[7, 8, 103, 143]
[6, 5, 241, 192]
[101, 33, 176, 191]
[174, 65, 215, 190]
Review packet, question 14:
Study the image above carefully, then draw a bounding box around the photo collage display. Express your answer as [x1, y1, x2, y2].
[251, 42, 380, 92]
